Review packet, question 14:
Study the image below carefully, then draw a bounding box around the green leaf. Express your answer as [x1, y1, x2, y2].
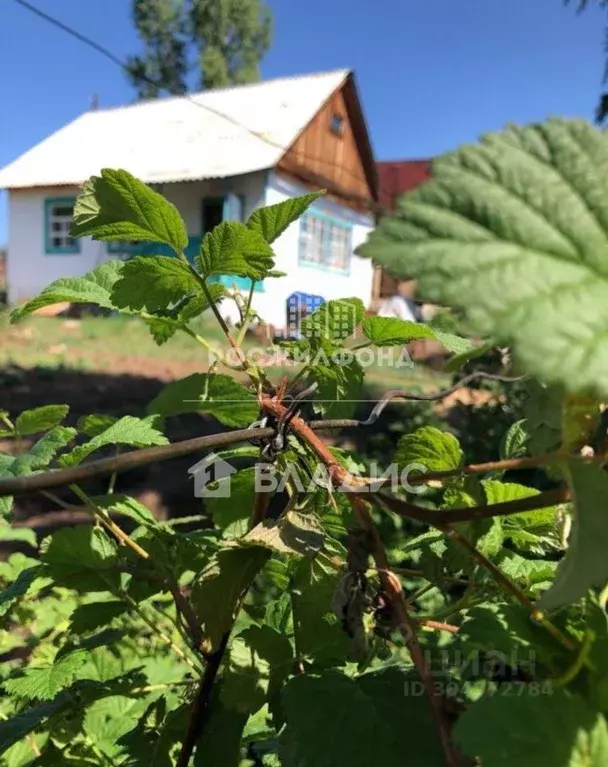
[454, 690, 608, 766]
[308, 355, 364, 420]
[77, 414, 119, 438]
[110, 256, 201, 313]
[92, 494, 158, 527]
[500, 419, 529, 460]
[190, 546, 270, 653]
[58, 415, 167, 467]
[444, 338, 496, 372]
[69, 601, 127, 634]
[291, 548, 351, 666]
[10, 427, 77, 475]
[300, 298, 364, 344]
[14, 405, 69, 436]
[430, 329, 476, 355]
[0, 566, 42, 617]
[148, 373, 257, 428]
[360, 316, 436, 346]
[395, 426, 463, 473]
[539, 461, 608, 610]
[196, 221, 275, 280]
[483, 480, 560, 554]
[0, 525, 37, 547]
[4, 649, 89, 701]
[207, 468, 256, 539]
[247, 192, 324, 243]
[0, 698, 67, 753]
[10, 260, 124, 322]
[221, 626, 293, 716]
[280, 668, 444, 766]
[42, 526, 120, 592]
[71, 169, 188, 254]
[243, 511, 325, 556]
[193, 689, 248, 767]
[358, 118, 608, 397]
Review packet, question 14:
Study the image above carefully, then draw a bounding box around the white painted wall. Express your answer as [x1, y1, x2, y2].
[249, 172, 375, 328]
[6, 170, 375, 331]
[7, 186, 108, 304]
[6, 173, 267, 305]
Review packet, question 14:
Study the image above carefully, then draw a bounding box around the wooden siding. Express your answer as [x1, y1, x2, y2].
[278, 81, 376, 212]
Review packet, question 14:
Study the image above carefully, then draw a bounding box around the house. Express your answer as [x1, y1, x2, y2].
[0, 70, 379, 330]
[371, 159, 432, 304]
[188, 454, 237, 498]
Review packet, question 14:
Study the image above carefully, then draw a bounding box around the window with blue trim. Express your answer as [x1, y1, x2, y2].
[45, 198, 79, 254]
[298, 212, 351, 273]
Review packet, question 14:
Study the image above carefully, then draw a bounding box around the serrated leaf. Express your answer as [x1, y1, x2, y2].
[148, 373, 257, 428]
[300, 298, 364, 344]
[42, 526, 120, 592]
[308, 354, 363, 420]
[0, 565, 42, 617]
[395, 426, 463, 473]
[361, 316, 436, 346]
[71, 169, 188, 254]
[0, 525, 36, 547]
[454, 690, 608, 766]
[539, 461, 608, 610]
[4, 649, 89, 701]
[359, 118, 608, 397]
[15, 405, 69, 436]
[500, 419, 529, 460]
[10, 426, 77, 475]
[280, 668, 444, 766]
[247, 192, 324, 243]
[483, 480, 560, 554]
[58, 415, 167, 467]
[0, 698, 66, 753]
[190, 546, 269, 653]
[92, 494, 158, 527]
[110, 256, 201, 313]
[243, 511, 325, 556]
[444, 338, 496, 372]
[196, 221, 275, 279]
[207, 468, 256, 539]
[10, 261, 124, 323]
[69, 601, 127, 634]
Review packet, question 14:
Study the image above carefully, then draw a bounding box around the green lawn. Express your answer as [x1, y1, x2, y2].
[0, 310, 449, 395]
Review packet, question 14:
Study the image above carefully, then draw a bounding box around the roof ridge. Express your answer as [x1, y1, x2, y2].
[90, 68, 350, 116]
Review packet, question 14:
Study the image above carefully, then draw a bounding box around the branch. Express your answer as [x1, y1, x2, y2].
[176, 633, 230, 767]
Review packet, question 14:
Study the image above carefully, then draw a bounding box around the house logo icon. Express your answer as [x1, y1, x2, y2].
[188, 453, 237, 498]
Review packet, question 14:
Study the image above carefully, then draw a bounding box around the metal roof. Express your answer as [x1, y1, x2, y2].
[0, 70, 350, 190]
[376, 159, 432, 209]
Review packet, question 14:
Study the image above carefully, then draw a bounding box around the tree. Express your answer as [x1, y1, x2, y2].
[126, 0, 273, 99]
[566, 0, 608, 121]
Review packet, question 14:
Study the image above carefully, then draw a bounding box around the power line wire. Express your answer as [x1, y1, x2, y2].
[11, 0, 375, 199]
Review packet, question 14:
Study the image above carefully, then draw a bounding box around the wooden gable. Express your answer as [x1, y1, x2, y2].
[277, 73, 378, 213]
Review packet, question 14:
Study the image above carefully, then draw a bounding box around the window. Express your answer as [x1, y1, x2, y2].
[330, 114, 344, 136]
[45, 198, 79, 254]
[299, 212, 351, 273]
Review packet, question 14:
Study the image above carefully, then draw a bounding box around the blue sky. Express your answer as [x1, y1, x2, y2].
[1, 0, 606, 245]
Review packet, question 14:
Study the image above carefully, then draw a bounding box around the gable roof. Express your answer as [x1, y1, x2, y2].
[0, 70, 351, 190]
[377, 159, 432, 209]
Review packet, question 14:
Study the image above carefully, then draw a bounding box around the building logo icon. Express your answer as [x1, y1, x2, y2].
[188, 453, 237, 498]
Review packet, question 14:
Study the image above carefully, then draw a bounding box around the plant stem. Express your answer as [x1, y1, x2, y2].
[200, 280, 249, 370]
[176, 633, 230, 767]
[236, 283, 255, 347]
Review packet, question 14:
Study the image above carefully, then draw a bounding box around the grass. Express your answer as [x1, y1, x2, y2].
[0, 309, 449, 395]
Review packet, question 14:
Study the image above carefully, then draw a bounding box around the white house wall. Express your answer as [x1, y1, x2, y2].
[6, 171, 375, 332]
[249, 172, 375, 328]
[6, 174, 267, 304]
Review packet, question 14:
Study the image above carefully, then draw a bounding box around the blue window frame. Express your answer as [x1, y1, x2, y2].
[298, 210, 351, 275]
[44, 198, 80, 254]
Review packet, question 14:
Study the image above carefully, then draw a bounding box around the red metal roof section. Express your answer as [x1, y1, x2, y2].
[377, 159, 432, 209]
